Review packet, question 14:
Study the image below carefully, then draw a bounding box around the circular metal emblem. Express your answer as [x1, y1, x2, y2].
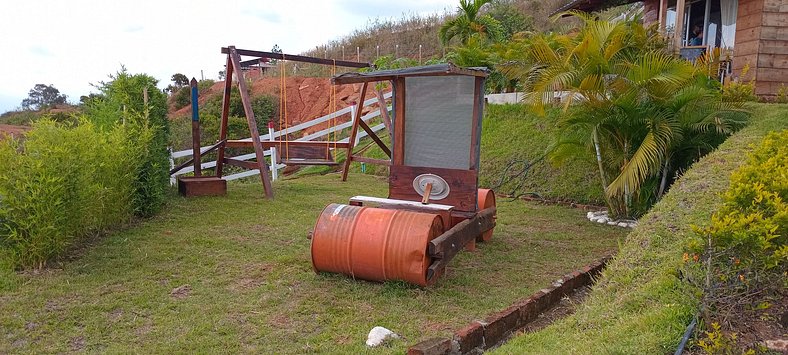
[412, 174, 450, 200]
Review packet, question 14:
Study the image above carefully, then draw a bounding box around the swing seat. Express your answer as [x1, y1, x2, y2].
[281, 158, 340, 166]
[276, 144, 338, 166]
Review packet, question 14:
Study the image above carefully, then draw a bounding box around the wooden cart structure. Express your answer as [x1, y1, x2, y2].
[310, 64, 497, 286]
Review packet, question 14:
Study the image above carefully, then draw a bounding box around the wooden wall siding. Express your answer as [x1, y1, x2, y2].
[732, 0, 788, 97]
[755, 0, 788, 96]
[732, 0, 764, 73]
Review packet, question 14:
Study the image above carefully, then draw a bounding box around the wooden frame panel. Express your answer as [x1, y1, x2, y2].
[389, 165, 478, 212]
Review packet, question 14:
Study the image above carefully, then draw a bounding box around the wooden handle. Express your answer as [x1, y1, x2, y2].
[422, 182, 433, 204]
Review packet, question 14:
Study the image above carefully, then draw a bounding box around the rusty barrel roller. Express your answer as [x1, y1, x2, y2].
[310, 204, 444, 286]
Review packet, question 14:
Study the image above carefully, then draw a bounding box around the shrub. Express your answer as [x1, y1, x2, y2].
[722, 64, 757, 102]
[0, 119, 148, 269]
[84, 68, 170, 217]
[776, 84, 787, 104]
[199, 87, 277, 134]
[689, 129, 787, 281]
[173, 86, 191, 110]
[686, 130, 787, 348]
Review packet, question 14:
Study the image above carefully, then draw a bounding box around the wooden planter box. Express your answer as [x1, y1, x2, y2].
[177, 176, 227, 197]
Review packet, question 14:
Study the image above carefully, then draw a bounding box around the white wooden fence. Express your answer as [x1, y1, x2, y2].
[169, 91, 392, 183]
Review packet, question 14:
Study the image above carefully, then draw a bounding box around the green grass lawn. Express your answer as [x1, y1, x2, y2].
[0, 174, 625, 354]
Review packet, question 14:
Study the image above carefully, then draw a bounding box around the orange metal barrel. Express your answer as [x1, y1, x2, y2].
[311, 204, 444, 286]
[477, 189, 496, 242]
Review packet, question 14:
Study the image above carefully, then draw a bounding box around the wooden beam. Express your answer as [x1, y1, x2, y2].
[221, 47, 370, 68]
[357, 118, 391, 158]
[426, 207, 496, 281]
[215, 53, 233, 178]
[169, 140, 226, 175]
[229, 46, 274, 198]
[341, 82, 368, 181]
[675, 0, 686, 51]
[281, 159, 340, 166]
[658, 0, 668, 34]
[223, 158, 259, 170]
[190, 78, 202, 177]
[393, 78, 406, 166]
[226, 140, 350, 149]
[469, 76, 482, 170]
[375, 87, 392, 140]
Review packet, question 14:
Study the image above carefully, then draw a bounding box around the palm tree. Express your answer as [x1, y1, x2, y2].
[439, 0, 505, 45]
[499, 12, 748, 218]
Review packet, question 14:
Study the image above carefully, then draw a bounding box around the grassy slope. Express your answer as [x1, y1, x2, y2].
[0, 174, 626, 354]
[301, 104, 604, 204]
[494, 103, 788, 354]
[479, 104, 603, 204]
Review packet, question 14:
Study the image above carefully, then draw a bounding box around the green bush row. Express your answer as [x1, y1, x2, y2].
[0, 119, 152, 269]
[691, 129, 787, 274]
[687, 130, 787, 351]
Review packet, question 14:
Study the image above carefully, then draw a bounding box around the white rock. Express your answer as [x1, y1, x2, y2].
[617, 222, 628, 228]
[586, 212, 594, 219]
[366, 326, 399, 347]
[596, 218, 607, 224]
[607, 221, 617, 225]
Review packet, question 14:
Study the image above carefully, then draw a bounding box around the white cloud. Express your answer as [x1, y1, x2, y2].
[0, 0, 456, 113]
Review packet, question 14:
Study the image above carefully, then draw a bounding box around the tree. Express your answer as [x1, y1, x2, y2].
[171, 73, 189, 88]
[439, 0, 505, 45]
[218, 70, 226, 80]
[21, 84, 67, 110]
[488, 0, 532, 40]
[499, 12, 749, 218]
[270, 44, 282, 64]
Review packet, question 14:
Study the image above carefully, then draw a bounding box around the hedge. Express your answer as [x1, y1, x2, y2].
[0, 119, 151, 269]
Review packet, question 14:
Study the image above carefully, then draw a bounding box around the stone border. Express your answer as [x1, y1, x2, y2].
[407, 256, 612, 355]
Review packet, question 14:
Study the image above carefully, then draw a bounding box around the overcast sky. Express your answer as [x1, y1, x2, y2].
[0, 0, 457, 113]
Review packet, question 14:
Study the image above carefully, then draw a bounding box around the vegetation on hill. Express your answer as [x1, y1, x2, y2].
[295, 0, 563, 76]
[494, 103, 788, 354]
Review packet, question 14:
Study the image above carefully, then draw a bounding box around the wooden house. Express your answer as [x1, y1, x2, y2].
[554, 0, 788, 98]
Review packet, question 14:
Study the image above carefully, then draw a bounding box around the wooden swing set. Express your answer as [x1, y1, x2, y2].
[213, 46, 392, 198]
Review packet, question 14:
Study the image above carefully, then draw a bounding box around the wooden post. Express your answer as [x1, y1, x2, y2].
[190, 78, 202, 177]
[229, 46, 274, 198]
[215, 53, 233, 178]
[393, 78, 406, 166]
[375, 87, 392, 140]
[675, 0, 687, 51]
[341, 82, 368, 181]
[658, 0, 668, 34]
[268, 121, 278, 181]
[469, 77, 482, 170]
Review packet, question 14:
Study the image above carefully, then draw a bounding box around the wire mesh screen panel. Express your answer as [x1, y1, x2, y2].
[404, 76, 475, 170]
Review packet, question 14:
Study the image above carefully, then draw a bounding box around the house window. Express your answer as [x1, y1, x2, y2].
[676, 0, 737, 49]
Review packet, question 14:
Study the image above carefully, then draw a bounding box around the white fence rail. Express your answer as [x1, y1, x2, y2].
[170, 91, 392, 183]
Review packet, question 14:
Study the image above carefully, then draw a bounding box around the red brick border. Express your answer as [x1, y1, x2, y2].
[407, 255, 612, 355]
